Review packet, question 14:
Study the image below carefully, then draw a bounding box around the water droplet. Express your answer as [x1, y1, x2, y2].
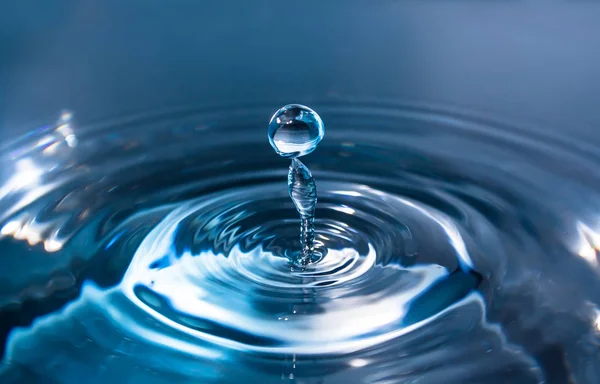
[268, 104, 324, 158]
[268, 105, 325, 266]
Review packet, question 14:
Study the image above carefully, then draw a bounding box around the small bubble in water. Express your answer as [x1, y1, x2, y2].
[268, 104, 325, 158]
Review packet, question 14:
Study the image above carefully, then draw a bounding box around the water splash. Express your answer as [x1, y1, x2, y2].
[269, 104, 325, 266]
[287, 158, 321, 265]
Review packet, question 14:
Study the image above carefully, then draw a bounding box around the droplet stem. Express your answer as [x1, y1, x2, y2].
[288, 159, 318, 266]
[297, 215, 315, 265]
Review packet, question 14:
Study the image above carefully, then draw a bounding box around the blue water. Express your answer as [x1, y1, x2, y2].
[1, 102, 600, 383]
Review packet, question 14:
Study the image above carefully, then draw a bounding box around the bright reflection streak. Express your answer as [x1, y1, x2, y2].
[0, 217, 63, 252]
[37, 136, 55, 147]
[65, 134, 77, 147]
[1, 221, 20, 236]
[54, 110, 78, 148]
[39, 109, 78, 155]
[332, 190, 362, 197]
[576, 222, 600, 267]
[42, 141, 61, 155]
[44, 238, 63, 253]
[333, 205, 356, 215]
[593, 309, 600, 333]
[0, 109, 76, 254]
[56, 119, 77, 148]
[0, 159, 43, 200]
[13, 223, 41, 246]
[59, 110, 73, 122]
[349, 359, 369, 368]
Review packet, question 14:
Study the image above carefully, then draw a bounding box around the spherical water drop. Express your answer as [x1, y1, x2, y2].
[268, 104, 325, 158]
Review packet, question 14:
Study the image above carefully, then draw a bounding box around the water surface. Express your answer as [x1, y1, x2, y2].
[1, 101, 599, 383]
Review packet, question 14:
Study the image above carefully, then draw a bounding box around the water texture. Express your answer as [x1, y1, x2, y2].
[0, 101, 599, 383]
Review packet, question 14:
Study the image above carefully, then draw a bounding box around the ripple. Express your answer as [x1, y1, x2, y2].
[119, 181, 477, 354]
[1, 101, 600, 383]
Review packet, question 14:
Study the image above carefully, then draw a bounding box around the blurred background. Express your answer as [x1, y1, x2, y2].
[1, 1, 600, 141]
